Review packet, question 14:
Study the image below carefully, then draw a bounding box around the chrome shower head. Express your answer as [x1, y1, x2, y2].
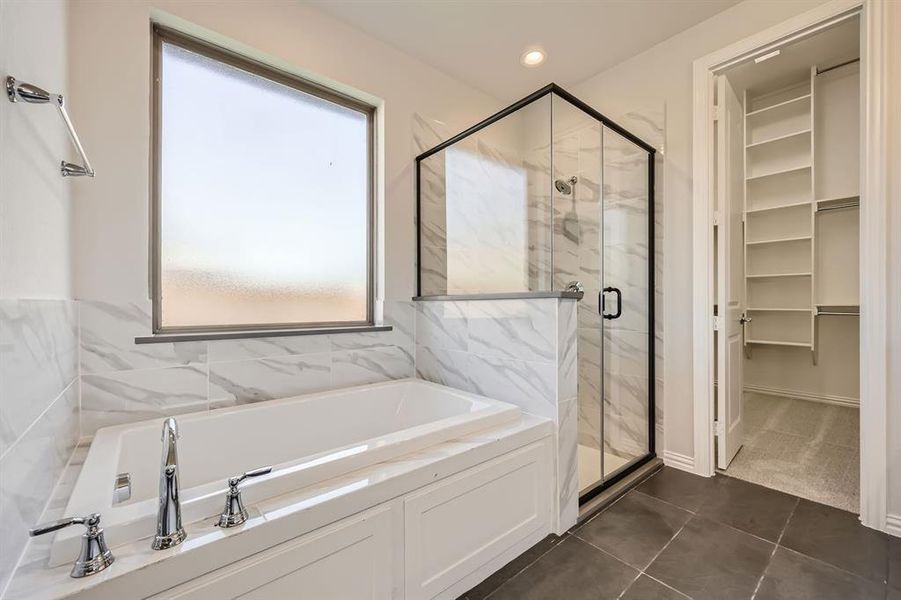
[554, 176, 578, 195]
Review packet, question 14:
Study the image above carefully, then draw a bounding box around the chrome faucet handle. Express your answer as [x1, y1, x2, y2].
[30, 513, 114, 578]
[565, 280, 584, 294]
[217, 466, 272, 528]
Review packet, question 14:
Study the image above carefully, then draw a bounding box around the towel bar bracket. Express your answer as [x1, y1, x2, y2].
[6, 75, 95, 178]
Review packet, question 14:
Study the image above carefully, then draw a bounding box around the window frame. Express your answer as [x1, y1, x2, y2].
[150, 25, 377, 335]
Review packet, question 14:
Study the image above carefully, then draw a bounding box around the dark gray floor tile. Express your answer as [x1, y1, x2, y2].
[697, 475, 797, 542]
[780, 499, 888, 583]
[636, 467, 718, 512]
[889, 535, 901, 590]
[489, 536, 638, 600]
[462, 534, 564, 600]
[889, 587, 901, 600]
[574, 491, 692, 569]
[621, 575, 692, 599]
[645, 516, 774, 600]
[755, 547, 885, 600]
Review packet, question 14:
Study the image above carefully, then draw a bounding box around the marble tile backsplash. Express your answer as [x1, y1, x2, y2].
[414, 297, 579, 531]
[78, 299, 415, 434]
[0, 300, 80, 594]
[414, 298, 564, 420]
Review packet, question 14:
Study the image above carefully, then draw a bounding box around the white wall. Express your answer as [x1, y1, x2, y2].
[68, 0, 502, 305]
[0, 0, 73, 299]
[570, 0, 830, 459]
[0, 0, 80, 593]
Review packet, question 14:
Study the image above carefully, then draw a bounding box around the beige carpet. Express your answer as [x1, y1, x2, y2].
[723, 392, 859, 512]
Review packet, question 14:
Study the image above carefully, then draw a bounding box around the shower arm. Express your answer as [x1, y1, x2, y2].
[6, 76, 95, 177]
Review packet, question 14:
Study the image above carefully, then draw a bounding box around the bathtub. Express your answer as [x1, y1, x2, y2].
[51, 379, 520, 567]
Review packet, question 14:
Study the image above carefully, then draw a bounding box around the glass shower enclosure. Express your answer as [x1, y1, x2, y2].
[415, 84, 655, 502]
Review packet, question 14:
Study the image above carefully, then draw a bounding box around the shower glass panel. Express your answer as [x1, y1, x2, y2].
[415, 86, 654, 503]
[600, 128, 651, 479]
[549, 96, 606, 493]
[418, 95, 552, 296]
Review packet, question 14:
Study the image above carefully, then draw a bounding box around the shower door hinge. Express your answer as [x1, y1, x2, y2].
[713, 420, 724, 436]
[713, 316, 721, 331]
[713, 105, 723, 122]
[713, 210, 721, 227]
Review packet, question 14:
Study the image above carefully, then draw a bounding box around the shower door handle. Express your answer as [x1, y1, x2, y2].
[601, 287, 622, 320]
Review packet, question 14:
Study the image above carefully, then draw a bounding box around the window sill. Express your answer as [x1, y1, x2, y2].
[135, 325, 392, 344]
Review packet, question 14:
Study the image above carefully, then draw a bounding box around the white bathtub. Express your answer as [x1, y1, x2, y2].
[51, 379, 519, 567]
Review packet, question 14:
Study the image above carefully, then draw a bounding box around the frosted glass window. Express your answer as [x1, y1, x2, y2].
[154, 31, 373, 331]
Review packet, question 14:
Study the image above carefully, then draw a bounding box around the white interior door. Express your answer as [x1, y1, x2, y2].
[715, 75, 745, 469]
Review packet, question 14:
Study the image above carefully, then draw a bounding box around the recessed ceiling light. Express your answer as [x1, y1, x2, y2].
[521, 48, 546, 67]
[754, 49, 781, 64]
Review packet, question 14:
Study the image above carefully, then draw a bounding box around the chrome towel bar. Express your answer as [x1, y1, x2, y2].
[6, 75, 95, 177]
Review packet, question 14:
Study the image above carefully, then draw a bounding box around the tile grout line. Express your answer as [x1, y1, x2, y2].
[632, 473, 803, 548]
[630, 489, 698, 516]
[481, 534, 570, 600]
[577, 481, 647, 529]
[0, 400, 84, 600]
[770, 483, 890, 584]
[773, 543, 889, 588]
[627, 517, 695, 599]
[575, 498, 695, 600]
[641, 573, 694, 599]
[750, 496, 799, 599]
[570, 536, 646, 599]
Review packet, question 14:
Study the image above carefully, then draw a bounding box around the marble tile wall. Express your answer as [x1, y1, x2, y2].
[0, 300, 80, 593]
[412, 100, 666, 500]
[79, 299, 415, 434]
[414, 114, 450, 296]
[414, 106, 554, 296]
[526, 143, 554, 291]
[609, 108, 666, 458]
[414, 297, 579, 531]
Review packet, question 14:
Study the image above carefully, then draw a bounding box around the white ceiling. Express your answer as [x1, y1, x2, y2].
[305, 0, 741, 101]
[725, 16, 860, 97]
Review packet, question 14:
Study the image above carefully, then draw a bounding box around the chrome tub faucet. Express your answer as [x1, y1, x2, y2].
[152, 417, 186, 550]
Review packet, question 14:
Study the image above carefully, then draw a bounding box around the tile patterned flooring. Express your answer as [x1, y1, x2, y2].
[460, 467, 897, 600]
[726, 393, 859, 512]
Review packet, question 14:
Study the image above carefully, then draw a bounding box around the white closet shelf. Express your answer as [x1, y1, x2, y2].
[746, 235, 812, 246]
[745, 200, 812, 214]
[745, 164, 812, 182]
[746, 272, 812, 278]
[745, 128, 812, 149]
[745, 93, 812, 117]
[746, 339, 813, 348]
[747, 307, 813, 312]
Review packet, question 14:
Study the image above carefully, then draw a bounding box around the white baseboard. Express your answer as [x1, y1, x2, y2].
[744, 384, 859, 408]
[885, 514, 901, 538]
[663, 451, 697, 474]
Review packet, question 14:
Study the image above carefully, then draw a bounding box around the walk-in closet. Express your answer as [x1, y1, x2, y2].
[713, 16, 861, 511]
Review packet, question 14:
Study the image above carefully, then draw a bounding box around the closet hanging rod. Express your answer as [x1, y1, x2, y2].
[817, 201, 859, 212]
[6, 76, 94, 177]
[817, 305, 860, 316]
[816, 57, 860, 75]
